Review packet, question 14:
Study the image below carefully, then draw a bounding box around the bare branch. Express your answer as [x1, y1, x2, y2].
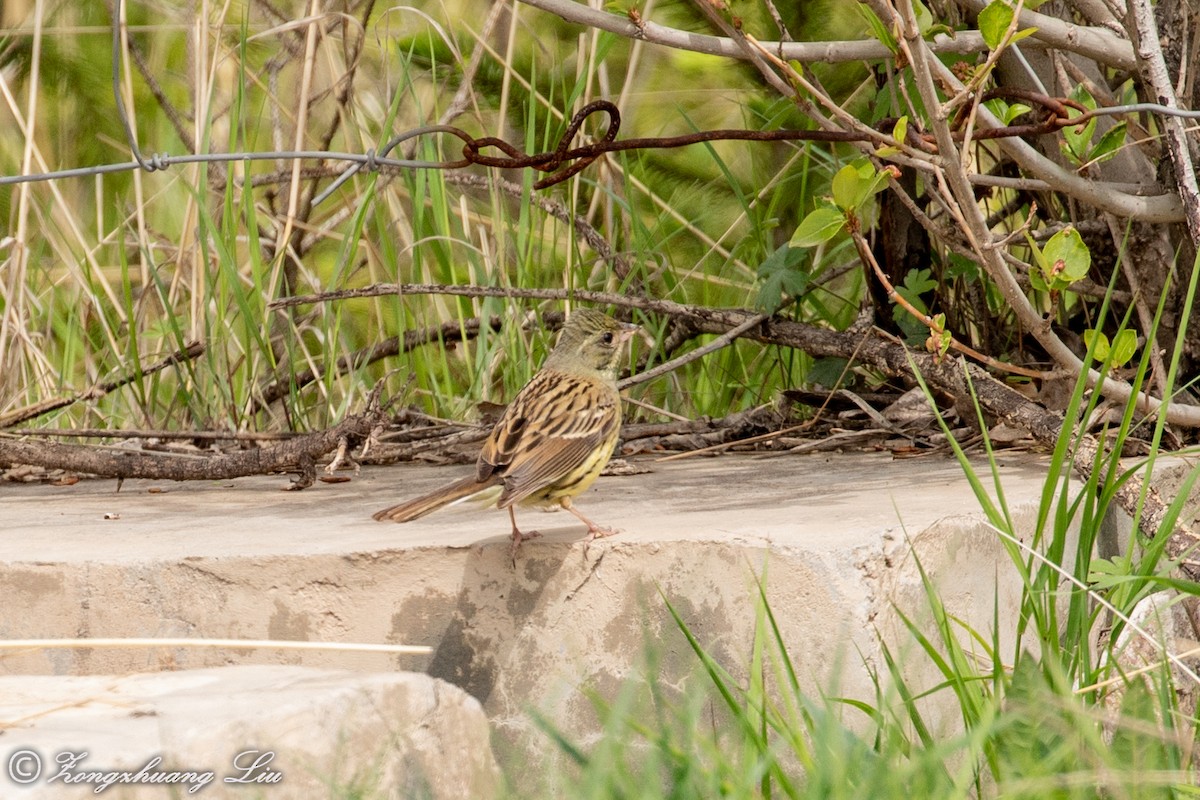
[517, 0, 1136, 68]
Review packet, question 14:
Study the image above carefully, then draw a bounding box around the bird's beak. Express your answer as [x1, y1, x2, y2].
[617, 322, 646, 347]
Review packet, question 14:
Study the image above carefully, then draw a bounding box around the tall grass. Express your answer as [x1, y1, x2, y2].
[0, 1, 861, 433]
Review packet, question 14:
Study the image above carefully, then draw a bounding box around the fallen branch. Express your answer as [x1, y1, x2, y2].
[0, 385, 389, 489]
[275, 282, 1200, 426]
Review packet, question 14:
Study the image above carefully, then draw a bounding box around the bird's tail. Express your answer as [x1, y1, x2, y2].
[372, 475, 500, 522]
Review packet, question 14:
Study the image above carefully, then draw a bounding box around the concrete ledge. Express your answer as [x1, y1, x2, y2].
[0, 665, 499, 799]
[1, 453, 1062, 790]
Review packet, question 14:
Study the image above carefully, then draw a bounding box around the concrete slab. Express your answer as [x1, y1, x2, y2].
[0, 665, 499, 799]
[1, 452, 1037, 557]
[0, 452, 1063, 793]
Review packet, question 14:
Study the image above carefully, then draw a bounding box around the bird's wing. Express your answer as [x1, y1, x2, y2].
[477, 369, 619, 506]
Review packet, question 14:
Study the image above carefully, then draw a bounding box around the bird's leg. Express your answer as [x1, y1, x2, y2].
[560, 497, 619, 541]
[508, 506, 541, 566]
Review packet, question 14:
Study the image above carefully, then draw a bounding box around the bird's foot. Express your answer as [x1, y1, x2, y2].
[586, 524, 620, 540]
[509, 529, 541, 567]
[582, 524, 621, 559]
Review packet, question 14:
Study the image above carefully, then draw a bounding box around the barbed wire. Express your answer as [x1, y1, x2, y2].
[4, 0, 1200, 201]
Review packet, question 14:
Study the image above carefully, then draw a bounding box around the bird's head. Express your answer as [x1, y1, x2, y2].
[546, 308, 642, 378]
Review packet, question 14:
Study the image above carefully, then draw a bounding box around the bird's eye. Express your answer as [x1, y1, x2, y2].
[600, 331, 614, 346]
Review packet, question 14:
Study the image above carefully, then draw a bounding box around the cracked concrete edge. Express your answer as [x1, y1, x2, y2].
[0, 665, 501, 800]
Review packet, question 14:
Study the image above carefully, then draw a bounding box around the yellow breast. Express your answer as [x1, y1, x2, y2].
[520, 423, 621, 507]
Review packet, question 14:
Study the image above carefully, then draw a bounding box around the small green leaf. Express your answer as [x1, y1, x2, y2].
[1042, 226, 1091, 285]
[984, 98, 1032, 125]
[927, 313, 953, 357]
[1004, 102, 1031, 124]
[791, 206, 845, 247]
[1061, 86, 1098, 164]
[833, 159, 890, 212]
[979, 0, 1014, 50]
[1029, 267, 1049, 293]
[1087, 121, 1127, 165]
[1083, 329, 1111, 362]
[1109, 329, 1137, 367]
[913, 0, 935, 35]
[832, 164, 864, 211]
[755, 245, 810, 313]
[1023, 230, 1049, 273]
[892, 116, 909, 146]
[939, 329, 953, 356]
[928, 328, 953, 357]
[902, 267, 938, 296]
[858, 4, 899, 53]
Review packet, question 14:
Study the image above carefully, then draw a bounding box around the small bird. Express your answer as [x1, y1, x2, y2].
[373, 309, 641, 562]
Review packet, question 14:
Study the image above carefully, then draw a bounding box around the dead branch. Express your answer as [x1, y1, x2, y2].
[0, 388, 388, 488]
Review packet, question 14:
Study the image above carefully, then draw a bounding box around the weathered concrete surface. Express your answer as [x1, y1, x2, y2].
[0, 665, 499, 799]
[0, 452, 1063, 792]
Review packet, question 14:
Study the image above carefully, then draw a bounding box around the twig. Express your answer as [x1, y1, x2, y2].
[620, 312, 770, 388]
[848, 226, 1049, 379]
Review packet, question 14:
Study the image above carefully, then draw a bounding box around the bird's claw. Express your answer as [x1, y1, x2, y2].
[509, 529, 541, 567]
[581, 525, 620, 559]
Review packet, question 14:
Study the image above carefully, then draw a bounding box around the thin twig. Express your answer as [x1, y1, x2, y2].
[620, 312, 770, 388]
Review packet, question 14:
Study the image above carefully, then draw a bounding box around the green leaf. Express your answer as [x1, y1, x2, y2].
[1008, 26, 1037, 44]
[984, 99, 1032, 125]
[892, 115, 909, 145]
[1083, 329, 1111, 362]
[791, 206, 845, 247]
[938, 329, 952, 356]
[1029, 266, 1049, 293]
[858, 4, 899, 53]
[1042, 226, 1091, 285]
[1004, 102, 1031, 124]
[902, 267, 938, 296]
[1023, 230, 1049, 273]
[892, 267, 935, 340]
[832, 159, 890, 212]
[831, 164, 864, 211]
[1087, 121, 1127, 165]
[928, 313, 952, 357]
[979, 0, 1014, 50]
[1061, 86, 1097, 164]
[1109, 329, 1137, 367]
[913, 0, 935, 35]
[755, 245, 810, 313]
